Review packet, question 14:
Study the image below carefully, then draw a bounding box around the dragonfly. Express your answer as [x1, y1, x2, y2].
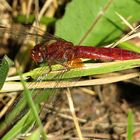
[31, 33, 140, 66]
[1, 25, 140, 139]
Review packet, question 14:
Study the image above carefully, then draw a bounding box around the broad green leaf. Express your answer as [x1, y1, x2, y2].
[0, 56, 13, 89]
[55, 0, 140, 46]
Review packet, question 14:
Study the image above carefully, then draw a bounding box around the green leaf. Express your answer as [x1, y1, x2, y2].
[24, 59, 140, 80]
[55, 0, 140, 46]
[0, 56, 13, 89]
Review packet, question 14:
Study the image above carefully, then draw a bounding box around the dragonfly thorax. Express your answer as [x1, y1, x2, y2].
[31, 39, 78, 65]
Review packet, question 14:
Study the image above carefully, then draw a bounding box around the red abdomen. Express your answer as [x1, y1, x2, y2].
[75, 46, 140, 60]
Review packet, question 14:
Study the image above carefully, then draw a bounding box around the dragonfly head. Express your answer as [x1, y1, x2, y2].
[31, 44, 46, 63]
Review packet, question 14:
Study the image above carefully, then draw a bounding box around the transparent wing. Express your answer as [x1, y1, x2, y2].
[0, 65, 69, 138]
[0, 25, 66, 45]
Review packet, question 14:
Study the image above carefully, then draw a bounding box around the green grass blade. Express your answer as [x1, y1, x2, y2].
[0, 94, 27, 136]
[19, 73, 48, 140]
[2, 111, 35, 140]
[26, 128, 41, 140]
[24, 59, 140, 80]
[127, 109, 134, 140]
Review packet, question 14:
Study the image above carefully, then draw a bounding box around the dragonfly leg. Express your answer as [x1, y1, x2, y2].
[61, 63, 71, 71]
[48, 62, 52, 72]
[53, 60, 71, 72]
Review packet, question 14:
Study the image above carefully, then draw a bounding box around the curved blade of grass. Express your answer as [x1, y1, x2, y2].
[127, 109, 134, 140]
[0, 55, 13, 89]
[19, 73, 47, 140]
[23, 59, 140, 80]
[2, 111, 35, 140]
[0, 89, 52, 139]
[0, 93, 29, 137]
[1, 74, 48, 139]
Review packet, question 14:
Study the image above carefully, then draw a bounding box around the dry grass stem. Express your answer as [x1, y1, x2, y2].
[66, 88, 84, 140]
[2, 72, 139, 92]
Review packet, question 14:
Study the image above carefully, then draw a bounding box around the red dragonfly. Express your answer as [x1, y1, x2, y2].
[31, 35, 140, 66]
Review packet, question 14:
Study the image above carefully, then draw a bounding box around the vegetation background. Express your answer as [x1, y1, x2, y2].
[0, 0, 140, 139]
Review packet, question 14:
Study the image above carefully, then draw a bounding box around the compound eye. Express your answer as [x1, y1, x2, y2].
[31, 49, 43, 63]
[37, 52, 44, 62]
